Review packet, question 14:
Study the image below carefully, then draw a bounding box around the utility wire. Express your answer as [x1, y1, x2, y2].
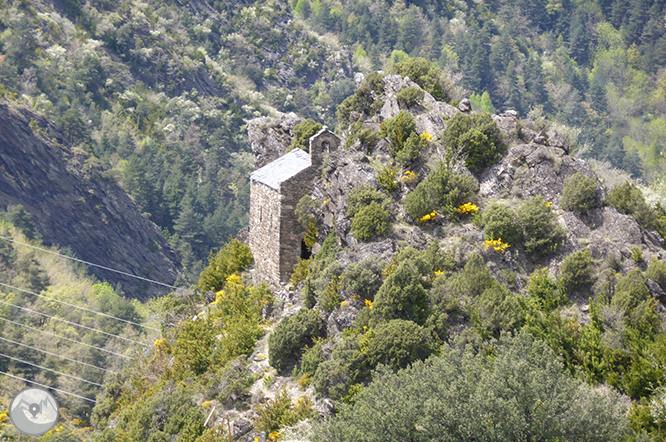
[0, 370, 96, 403]
[0, 316, 134, 360]
[0, 281, 160, 332]
[0, 235, 178, 289]
[0, 299, 148, 347]
[0, 352, 103, 387]
[0, 337, 115, 373]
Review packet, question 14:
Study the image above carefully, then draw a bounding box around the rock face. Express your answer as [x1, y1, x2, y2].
[0, 102, 180, 298]
[247, 113, 303, 169]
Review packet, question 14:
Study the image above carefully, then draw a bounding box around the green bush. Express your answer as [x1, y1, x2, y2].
[300, 341, 324, 377]
[336, 72, 384, 127]
[254, 389, 315, 434]
[380, 111, 416, 159]
[442, 112, 506, 171]
[365, 319, 441, 371]
[393, 57, 449, 101]
[346, 185, 388, 217]
[605, 181, 652, 226]
[377, 164, 399, 192]
[342, 256, 386, 300]
[482, 202, 521, 245]
[373, 261, 428, 324]
[646, 258, 666, 291]
[268, 308, 325, 372]
[396, 87, 424, 108]
[313, 332, 631, 442]
[559, 249, 596, 293]
[517, 196, 567, 257]
[303, 231, 339, 308]
[198, 239, 253, 293]
[561, 172, 599, 214]
[312, 335, 370, 398]
[290, 119, 322, 152]
[526, 267, 562, 312]
[404, 162, 479, 219]
[472, 285, 524, 338]
[395, 131, 422, 165]
[611, 269, 650, 312]
[347, 186, 391, 241]
[351, 201, 391, 241]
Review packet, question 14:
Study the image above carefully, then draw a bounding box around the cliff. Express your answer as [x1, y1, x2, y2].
[0, 102, 181, 298]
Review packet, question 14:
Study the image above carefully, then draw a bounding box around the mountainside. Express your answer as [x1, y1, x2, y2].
[0, 101, 180, 298]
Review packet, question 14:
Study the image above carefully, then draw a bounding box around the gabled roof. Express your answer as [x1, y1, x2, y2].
[250, 148, 311, 190]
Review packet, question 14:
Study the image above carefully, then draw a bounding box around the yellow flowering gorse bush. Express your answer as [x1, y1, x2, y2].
[484, 238, 511, 252]
[418, 211, 437, 224]
[457, 202, 479, 215]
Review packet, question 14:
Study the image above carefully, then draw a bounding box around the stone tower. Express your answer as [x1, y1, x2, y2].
[249, 127, 340, 286]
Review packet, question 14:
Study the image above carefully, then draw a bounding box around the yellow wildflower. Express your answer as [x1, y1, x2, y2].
[417, 211, 437, 224]
[546, 201, 553, 207]
[323, 200, 329, 205]
[365, 299, 373, 310]
[483, 238, 511, 252]
[226, 274, 241, 284]
[457, 202, 479, 215]
[341, 300, 347, 307]
[402, 170, 419, 183]
[420, 131, 433, 142]
[434, 270, 444, 277]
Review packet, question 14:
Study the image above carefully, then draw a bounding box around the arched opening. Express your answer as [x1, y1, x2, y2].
[300, 239, 312, 260]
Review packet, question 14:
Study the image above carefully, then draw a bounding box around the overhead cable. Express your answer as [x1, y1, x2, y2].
[0, 352, 103, 387]
[0, 316, 134, 359]
[0, 299, 148, 347]
[0, 235, 178, 289]
[0, 281, 160, 332]
[0, 337, 115, 373]
[0, 370, 96, 403]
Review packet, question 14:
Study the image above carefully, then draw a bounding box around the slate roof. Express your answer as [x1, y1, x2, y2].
[250, 148, 311, 190]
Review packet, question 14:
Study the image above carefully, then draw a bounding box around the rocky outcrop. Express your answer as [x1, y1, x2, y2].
[247, 113, 303, 169]
[0, 102, 180, 298]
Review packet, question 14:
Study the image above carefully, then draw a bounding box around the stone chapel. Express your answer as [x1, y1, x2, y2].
[249, 127, 340, 286]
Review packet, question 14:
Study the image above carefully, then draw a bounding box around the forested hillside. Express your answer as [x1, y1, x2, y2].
[4, 0, 666, 441]
[3, 0, 666, 277]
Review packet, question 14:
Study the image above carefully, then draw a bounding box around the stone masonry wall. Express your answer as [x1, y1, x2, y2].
[249, 181, 282, 284]
[278, 168, 316, 282]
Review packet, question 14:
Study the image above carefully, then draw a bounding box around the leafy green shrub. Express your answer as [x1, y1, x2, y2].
[561, 172, 599, 214]
[611, 269, 650, 312]
[347, 186, 391, 241]
[472, 285, 524, 338]
[321, 275, 341, 311]
[312, 335, 370, 398]
[396, 87, 424, 108]
[443, 112, 506, 171]
[351, 201, 391, 241]
[606, 181, 652, 226]
[300, 341, 324, 377]
[377, 164, 399, 192]
[559, 249, 596, 293]
[646, 258, 666, 291]
[313, 332, 631, 442]
[517, 196, 567, 257]
[336, 72, 385, 127]
[482, 202, 521, 245]
[5, 205, 37, 240]
[291, 258, 311, 287]
[380, 111, 416, 159]
[365, 319, 441, 371]
[393, 57, 449, 101]
[404, 162, 479, 219]
[290, 119, 322, 152]
[303, 231, 339, 308]
[395, 131, 422, 165]
[254, 389, 315, 434]
[526, 267, 562, 312]
[373, 261, 428, 324]
[346, 185, 388, 217]
[198, 239, 253, 293]
[268, 308, 325, 372]
[342, 255, 386, 300]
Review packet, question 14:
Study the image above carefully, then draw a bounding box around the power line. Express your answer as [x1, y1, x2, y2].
[0, 281, 160, 332]
[0, 235, 178, 289]
[0, 370, 96, 403]
[0, 316, 134, 360]
[0, 299, 148, 347]
[0, 352, 103, 387]
[0, 337, 115, 373]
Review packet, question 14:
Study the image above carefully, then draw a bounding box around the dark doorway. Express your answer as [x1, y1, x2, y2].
[300, 239, 312, 260]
